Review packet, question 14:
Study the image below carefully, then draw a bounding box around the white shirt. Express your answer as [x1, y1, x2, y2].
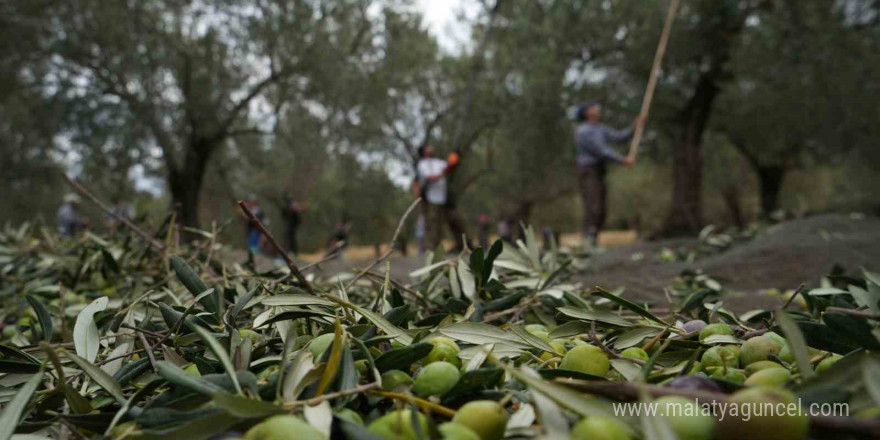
[417, 158, 448, 205]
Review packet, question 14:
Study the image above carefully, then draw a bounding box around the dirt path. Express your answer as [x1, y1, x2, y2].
[241, 214, 880, 312]
[580, 214, 880, 311]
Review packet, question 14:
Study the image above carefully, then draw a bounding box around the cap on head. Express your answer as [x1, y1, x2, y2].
[63, 193, 81, 204]
[576, 100, 600, 121]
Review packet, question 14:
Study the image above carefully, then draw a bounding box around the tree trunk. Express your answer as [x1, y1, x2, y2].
[168, 139, 213, 234]
[513, 200, 534, 240]
[662, 74, 719, 236]
[756, 165, 785, 217]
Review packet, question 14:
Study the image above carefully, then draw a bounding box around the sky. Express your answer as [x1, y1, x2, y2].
[415, 0, 479, 53]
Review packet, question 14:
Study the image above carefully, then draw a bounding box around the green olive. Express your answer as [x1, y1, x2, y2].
[451, 400, 508, 440]
[369, 410, 429, 440]
[438, 422, 481, 440]
[413, 361, 460, 397]
[739, 336, 781, 366]
[744, 367, 791, 387]
[559, 345, 610, 376]
[620, 347, 649, 362]
[244, 415, 325, 440]
[698, 323, 733, 342]
[308, 333, 336, 360]
[744, 360, 784, 376]
[715, 387, 808, 440]
[571, 416, 631, 440]
[701, 346, 739, 370]
[655, 396, 716, 440]
[381, 370, 414, 392]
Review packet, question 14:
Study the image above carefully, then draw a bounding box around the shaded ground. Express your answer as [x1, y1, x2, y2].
[246, 214, 880, 313]
[581, 214, 880, 311]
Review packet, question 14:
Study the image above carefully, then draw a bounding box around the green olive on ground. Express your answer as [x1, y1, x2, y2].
[381, 370, 414, 391]
[335, 408, 364, 425]
[438, 422, 481, 440]
[739, 336, 781, 366]
[354, 359, 369, 375]
[429, 336, 461, 351]
[764, 331, 786, 347]
[715, 387, 808, 440]
[244, 415, 325, 440]
[698, 323, 733, 342]
[620, 347, 649, 362]
[744, 360, 784, 376]
[451, 400, 508, 440]
[530, 331, 552, 342]
[559, 345, 610, 376]
[744, 367, 791, 386]
[655, 396, 716, 440]
[424, 343, 462, 368]
[675, 360, 701, 374]
[413, 361, 460, 397]
[701, 346, 739, 370]
[815, 354, 842, 373]
[369, 410, 430, 440]
[570, 416, 632, 440]
[308, 333, 336, 360]
[708, 367, 746, 383]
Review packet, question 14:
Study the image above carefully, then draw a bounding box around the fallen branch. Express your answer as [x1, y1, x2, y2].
[61, 173, 166, 251]
[238, 200, 315, 294]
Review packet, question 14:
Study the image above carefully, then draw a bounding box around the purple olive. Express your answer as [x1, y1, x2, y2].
[682, 320, 708, 334]
[666, 374, 723, 394]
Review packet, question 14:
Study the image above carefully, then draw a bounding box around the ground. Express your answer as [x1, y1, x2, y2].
[249, 214, 880, 313]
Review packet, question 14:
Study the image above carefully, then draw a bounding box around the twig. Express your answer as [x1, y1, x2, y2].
[95, 348, 146, 367]
[367, 390, 456, 418]
[291, 382, 379, 407]
[237, 201, 315, 294]
[740, 328, 769, 339]
[120, 324, 166, 339]
[345, 198, 421, 290]
[782, 284, 806, 309]
[61, 173, 166, 251]
[825, 307, 880, 320]
[137, 331, 159, 373]
[589, 321, 648, 367]
[363, 270, 428, 306]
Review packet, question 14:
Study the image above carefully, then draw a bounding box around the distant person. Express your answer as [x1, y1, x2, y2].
[58, 194, 88, 236]
[242, 195, 266, 254]
[326, 219, 352, 256]
[574, 101, 642, 245]
[497, 217, 513, 244]
[478, 213, 490, 249]
[542, 226, 555, 249]
[414, 214, 426, 256]
[416, 144, 466, 252]
[284, 195, 306, 256]
[104, 196, 134, 232]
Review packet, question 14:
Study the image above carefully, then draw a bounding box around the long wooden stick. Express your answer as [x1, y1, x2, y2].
[627, 0, 679, 159]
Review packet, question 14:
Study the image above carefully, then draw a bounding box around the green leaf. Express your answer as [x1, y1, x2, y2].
[315, 323, 344, 396]
[0, 369, 43, 440]
[502, 365, 615, 419]
[458, 258, 476, 300]
[556, 307, 633, 327]
[261, 295, 337, 307]
[374, 343, 433, 373]
[100, 248, 120, 273]
[347, 304, 413, 345]
[823, 312, 880, 350]
[438, 323, 530, 348]
[73, 296, 109, 363]
[592, 288, 668, 326]
[0, 359, 41, 374]
[548, 321, 591, 339]
[190, 325, 241, 394]
[25, 295, 53, 342]
[610, 359, 643, 381]
[156, 361, 222, 396]
[509, 324, 560, 354]
[170, 256, 209, 297]
[211, 392, 285, 418]
[131, 409, 241, 440]
[775, 311, 814, 379]
[613, 327, 660, 350]
[64, 350, 125, 403]
[796, 322, 857, 354]
[639, 387, 676, 440]
[862, 356, 880, 406]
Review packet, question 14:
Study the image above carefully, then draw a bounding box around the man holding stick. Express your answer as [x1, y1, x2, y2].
[574, 101, 642, 245]
[416, 144, 467, 252]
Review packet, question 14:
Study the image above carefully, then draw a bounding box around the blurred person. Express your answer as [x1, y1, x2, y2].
[416, 144, 466, 252]
[283, 195, 307, 256]
[58, 194, 88, 236]
[242, 195, 266, 254]
[497, 217, 513, 244]
[104, 195, 135, 232]
[415, 214, 426, 255]
[326, 218, 352, 257]
[478, 213, 491, 249]
[574, 101, 642, 245]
